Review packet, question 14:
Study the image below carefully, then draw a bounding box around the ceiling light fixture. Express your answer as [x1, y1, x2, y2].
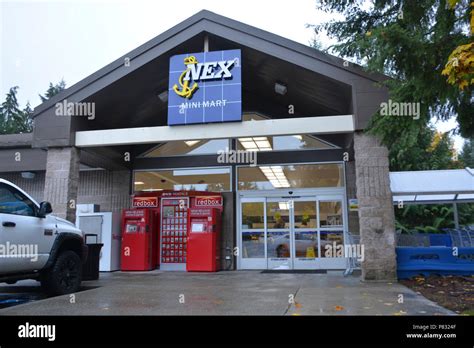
[158, 90, 168, 102]
[260, 166, 290, 188]
[184, 140, 200, 147]
[238, 137, 272, 151]
[274, 82, 287, 95]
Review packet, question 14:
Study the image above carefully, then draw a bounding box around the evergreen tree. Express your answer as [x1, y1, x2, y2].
[39, 80, 66, 103]
[0, 87, 24, 134]
[460, 137, 474, 167]
[0, 80, 66, 135]
[311, 0, 473, 162]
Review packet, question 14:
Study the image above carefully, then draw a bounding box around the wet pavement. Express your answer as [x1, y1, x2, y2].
[0, 271, 454, 315]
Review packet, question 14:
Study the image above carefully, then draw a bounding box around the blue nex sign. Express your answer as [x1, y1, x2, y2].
[168, 49, 242, 126]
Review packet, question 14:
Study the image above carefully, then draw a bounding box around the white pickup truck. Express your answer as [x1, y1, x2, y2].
[0, 178, 87, 295]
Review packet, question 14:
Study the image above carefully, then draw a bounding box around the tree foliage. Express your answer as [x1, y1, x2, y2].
[0, 87, 33, 134]
[311, 0, 474, 144]
[441, 1, 474, 90]
[460, 136, 474, 166]
[39, 79, 66, 103]
[0, 81, 66, 135]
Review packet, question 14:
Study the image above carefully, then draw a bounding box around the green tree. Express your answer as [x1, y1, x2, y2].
[389, 125, 462, 170]
[0, 80, 66, 135]
[459, 137, 474, 167]
[0, 86, 32, 134]
[39, 79, 66, 103]
[311, 0, 474, 149]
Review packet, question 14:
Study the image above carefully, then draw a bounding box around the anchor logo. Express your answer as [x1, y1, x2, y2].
[173, 56, 199, 99]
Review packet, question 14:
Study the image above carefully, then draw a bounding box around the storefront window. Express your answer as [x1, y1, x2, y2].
[143, 139, 229, 157]
[320, 231, 344, 258]
[319, 201, 343, 227]
[236, 135, 334, 152]
[267, 232, 290, 257]
[241, 202, 264, 229]
[293, 201, 317, 228]
[242, 232, 265, 258]
[134, 167, 231, 192]
[294, 232, 318, 258]
[237, 163, 344, 190]
[266, 201, 290, 229]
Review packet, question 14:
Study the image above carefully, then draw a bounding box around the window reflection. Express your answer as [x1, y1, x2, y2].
[266, 202, 290, 229]
[320, 231, 344, 258]
[241, 202, 264, 229]
[294, 232, 318, 258]
[267, 232, 290, 257]
[238, 164, 344, 190]
[319, 201, 343, 227]
[242, 232, 265, 258]
[134, 167, 231, 192]
[144, 139, 229, 157]
[293, 201, 317, 228]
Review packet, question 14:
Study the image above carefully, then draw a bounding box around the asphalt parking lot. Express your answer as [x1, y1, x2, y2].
[0, 271, 454, 315]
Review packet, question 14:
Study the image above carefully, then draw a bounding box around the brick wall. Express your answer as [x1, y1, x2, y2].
[0, 169, 131, 214]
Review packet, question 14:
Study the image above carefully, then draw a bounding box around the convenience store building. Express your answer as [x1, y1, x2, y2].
[0, 10, 396, 280]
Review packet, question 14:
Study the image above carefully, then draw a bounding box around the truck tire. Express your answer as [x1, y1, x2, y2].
[41, 250, 82, 296]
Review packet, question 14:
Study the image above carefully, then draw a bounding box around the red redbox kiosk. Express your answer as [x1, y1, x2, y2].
[130, 195, 161, 269]
[121, 209, 157, 271]
[128, 191, 224, 271]
[186, 207, 222, 272]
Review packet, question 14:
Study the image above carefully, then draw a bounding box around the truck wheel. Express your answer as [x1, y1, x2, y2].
[41, 250, 82, 296]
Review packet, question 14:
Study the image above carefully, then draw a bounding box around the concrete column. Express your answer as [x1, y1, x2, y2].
[354, 132, 397, 281]
[111, 170, 131, 212]
[44, 147, 80, 223]
[345, 160, 360, 234]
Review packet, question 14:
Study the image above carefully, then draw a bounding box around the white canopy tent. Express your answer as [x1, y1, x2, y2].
[390, 168, 474, 228]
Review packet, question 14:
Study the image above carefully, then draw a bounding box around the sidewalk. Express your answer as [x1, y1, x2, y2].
[0, 271, 454, 315]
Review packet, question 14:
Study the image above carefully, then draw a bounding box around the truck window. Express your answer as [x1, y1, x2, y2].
[0, 183, 36, 217]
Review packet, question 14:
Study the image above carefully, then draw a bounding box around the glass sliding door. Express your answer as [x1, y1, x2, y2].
[238, 193, 347, 270]
[317, 195, 347, 269]
[266, 199, 292, 269]
[292, 199, 319, 269]
[239, 198, 266, 269]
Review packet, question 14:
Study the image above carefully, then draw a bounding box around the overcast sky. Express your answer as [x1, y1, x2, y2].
[0, 0, 463, 149]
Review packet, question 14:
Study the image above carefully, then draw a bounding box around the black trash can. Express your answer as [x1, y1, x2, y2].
[82, 234, 103, 281]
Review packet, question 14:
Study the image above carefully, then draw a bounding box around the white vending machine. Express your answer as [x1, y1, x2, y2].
[76, 206, 122, 272]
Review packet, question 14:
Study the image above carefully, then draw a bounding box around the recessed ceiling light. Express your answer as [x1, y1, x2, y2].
[185, 140, 200, 147]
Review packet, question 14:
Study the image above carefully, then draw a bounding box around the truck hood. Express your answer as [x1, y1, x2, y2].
[54, 216, 75, 227]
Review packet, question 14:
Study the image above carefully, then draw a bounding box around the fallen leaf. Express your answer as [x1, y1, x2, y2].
[334, 305, 344, 311]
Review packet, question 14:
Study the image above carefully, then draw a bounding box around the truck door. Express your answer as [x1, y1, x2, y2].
[0, 183, 51, 273]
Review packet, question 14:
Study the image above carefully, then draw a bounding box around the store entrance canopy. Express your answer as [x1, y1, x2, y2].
[390, 168, 474, 204]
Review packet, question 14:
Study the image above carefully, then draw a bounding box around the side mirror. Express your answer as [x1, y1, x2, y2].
[38, 201, 53, 217]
